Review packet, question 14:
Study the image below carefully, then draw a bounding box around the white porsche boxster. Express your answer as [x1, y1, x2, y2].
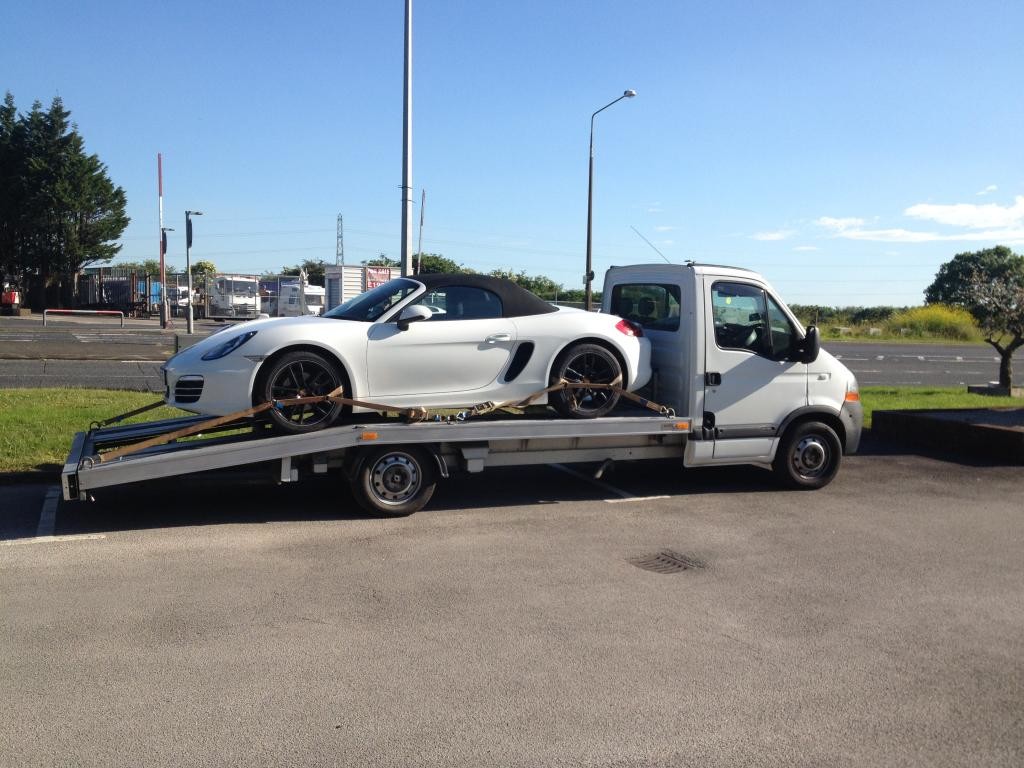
[162, 274, 651, 433]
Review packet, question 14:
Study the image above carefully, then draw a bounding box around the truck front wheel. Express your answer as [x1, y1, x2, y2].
[773, 420, 842, 490]
[353, 446, 437, 516]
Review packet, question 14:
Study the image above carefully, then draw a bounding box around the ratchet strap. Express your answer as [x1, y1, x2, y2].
[90, 379, 674, 465]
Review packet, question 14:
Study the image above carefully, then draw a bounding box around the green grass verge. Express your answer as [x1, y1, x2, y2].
[859, 386, 1021, 428]
[0, 389, 187, 474]
[0, 386, 1021, 474]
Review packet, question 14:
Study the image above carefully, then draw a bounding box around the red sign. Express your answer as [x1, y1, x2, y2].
[366, 267, 392, 289]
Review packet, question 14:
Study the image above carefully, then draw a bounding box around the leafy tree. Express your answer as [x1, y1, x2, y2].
[414, 253, 470, 274]
[114, 259, 176, 275]
[363, 253, 398, 268]
[925, 246, 1024, 387]
[190, 259, 217, 278]
[0, 93, 129, 308]
[281, 258, 326, 286]
[488, 268, 564, 300]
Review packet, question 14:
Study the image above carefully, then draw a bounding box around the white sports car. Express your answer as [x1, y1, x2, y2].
[162, 274, 652, 433]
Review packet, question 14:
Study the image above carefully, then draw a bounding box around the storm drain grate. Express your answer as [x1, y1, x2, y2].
[628, 550, 705, 574]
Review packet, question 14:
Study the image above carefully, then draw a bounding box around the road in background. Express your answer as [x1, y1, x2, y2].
[825, 340, 1018, 387]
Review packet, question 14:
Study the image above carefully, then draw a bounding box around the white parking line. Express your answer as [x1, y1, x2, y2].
[36, 486, 60, 537]
[550, 463, 671, 504]
[2, 534, 106, 546]
[551, 463, 634, 499]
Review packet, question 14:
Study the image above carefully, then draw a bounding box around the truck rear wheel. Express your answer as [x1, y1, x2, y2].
[353, 446, 437, 517]
[773, 420, 842, 490]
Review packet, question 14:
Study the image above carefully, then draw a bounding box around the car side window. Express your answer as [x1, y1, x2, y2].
[415, 286, 502, 320]
[711, 282, 768, 355]
[609, 283, 681, 331]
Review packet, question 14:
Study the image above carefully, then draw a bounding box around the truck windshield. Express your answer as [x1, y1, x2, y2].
[324, 278, 421, 322]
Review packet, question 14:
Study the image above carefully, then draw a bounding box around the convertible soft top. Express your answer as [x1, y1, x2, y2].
[414, 273, 559, 318]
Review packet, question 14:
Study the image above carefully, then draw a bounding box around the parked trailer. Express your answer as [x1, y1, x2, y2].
[62, 263, 864, 515]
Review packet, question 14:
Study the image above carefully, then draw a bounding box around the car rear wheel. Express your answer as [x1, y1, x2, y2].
[257, 350, 346, 433]
[549, 342, 623, 419]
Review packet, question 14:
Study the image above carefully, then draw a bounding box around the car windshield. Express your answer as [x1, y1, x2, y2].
[323, 278, 421, 322]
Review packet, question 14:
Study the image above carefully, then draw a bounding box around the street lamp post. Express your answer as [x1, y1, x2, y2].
[161, 226, 174, 328]
[585, 89, 636, 312]
[185, 210, 203, 335]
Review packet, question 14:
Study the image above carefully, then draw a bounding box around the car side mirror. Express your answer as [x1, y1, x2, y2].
[396, 304, 432, 331]
[791, 325, 820, 364]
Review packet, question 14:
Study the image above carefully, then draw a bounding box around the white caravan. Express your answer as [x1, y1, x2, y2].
[270, 282, 325, 316]
[207, 275, 261, 320]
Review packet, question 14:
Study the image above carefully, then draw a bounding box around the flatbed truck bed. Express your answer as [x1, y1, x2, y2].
[62, 410, 691, 515]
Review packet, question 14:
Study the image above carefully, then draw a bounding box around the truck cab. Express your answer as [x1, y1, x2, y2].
[603, 263, 862, 488]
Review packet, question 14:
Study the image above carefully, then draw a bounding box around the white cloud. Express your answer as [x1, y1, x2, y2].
[976, 185, 998, 196]
[647, 207, 664, 214]
[653, 226, 675, 232]
[793, 245, 818, 252]
[816, 217, 865, 232]
[751, 229, 795, 241]
[904, 195, 1024, 229]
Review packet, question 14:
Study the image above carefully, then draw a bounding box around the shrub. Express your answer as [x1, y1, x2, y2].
[885, 305, 981, 341]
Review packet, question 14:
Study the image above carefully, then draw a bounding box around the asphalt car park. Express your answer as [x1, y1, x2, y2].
[2, 439, 1022, 766]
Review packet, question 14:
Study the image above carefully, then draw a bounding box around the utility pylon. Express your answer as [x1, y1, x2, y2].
[336, 214, 344, 266]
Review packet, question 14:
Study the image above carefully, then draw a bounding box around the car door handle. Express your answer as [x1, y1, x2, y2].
[485, 333, 512, 343]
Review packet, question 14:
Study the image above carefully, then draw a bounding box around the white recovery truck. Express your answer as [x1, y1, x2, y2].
[62, 263, 862, 515]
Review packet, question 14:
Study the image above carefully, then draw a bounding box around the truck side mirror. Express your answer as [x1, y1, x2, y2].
[396, 304, 432, 331]
[792, 325, 820, 364]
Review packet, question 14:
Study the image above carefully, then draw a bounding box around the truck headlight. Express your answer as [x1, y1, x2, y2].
[201, 330, 258, 361]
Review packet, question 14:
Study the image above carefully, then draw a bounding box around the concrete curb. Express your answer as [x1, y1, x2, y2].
[872, 408, 1024, 464]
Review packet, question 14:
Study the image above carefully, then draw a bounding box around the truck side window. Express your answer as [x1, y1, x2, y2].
[766, 294, 796, 361]
[711, 282, 768, 355]
[609, 284, 681, 331]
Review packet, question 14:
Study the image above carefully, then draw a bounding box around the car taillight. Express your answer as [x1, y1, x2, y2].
[615, 318, 643, 337]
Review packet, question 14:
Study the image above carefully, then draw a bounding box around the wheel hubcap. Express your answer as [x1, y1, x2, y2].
[563, 353, 616, 412]
[371, 454, 419, 504]
[792, 436, 829, 477]
[270, 360, 338, 426]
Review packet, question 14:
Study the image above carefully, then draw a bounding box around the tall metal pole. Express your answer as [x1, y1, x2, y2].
[185, 210, 203, 335]
[416, 189, 425, 274]
[584, 90, 636, 312]
[158, 154, 167, 329]
[185, 211, 194, 335]
[400, 0, 414, 277]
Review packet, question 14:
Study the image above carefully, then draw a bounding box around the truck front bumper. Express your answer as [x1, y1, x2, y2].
[840, 399, 864, 454]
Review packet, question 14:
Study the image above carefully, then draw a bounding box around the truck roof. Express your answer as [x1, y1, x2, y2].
[606, 262, 760, 279]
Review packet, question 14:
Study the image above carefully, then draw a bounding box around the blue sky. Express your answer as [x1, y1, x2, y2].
[4, 0, 1022, 306]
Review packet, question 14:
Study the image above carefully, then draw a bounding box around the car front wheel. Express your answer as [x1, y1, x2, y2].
[549, 342, 623, 419]
[257, 350, 346, 433]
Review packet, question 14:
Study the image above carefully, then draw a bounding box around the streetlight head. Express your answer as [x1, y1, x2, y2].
[624, 90, 637, 98]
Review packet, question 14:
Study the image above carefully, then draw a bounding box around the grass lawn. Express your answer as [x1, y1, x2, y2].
[0, 386, 1021, 475]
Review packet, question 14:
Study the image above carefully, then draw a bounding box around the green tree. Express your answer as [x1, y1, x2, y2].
[414, 253, 470, 274]
[190, 260, 217, 278]
[114, 259, 175, 275]
[280, 258, 326, 286]
[925, 246, 1024, 387]
[363, 253, 399, 268]
[488, 268, 564, 300]
[0, 93, 129, 308]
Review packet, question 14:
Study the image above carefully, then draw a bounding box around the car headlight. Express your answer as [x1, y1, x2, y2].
[201, 330, 258, 361]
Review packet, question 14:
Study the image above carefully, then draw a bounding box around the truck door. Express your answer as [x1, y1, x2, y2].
[702, 279, 807, 459]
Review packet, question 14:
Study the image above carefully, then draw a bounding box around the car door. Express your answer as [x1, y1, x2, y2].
[365, 285, 517, 398]
[702, 278, 807, 459]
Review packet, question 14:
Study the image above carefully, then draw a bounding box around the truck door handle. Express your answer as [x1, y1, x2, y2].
[705, 372, 722, 386]
[486, 333, 512, 343]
